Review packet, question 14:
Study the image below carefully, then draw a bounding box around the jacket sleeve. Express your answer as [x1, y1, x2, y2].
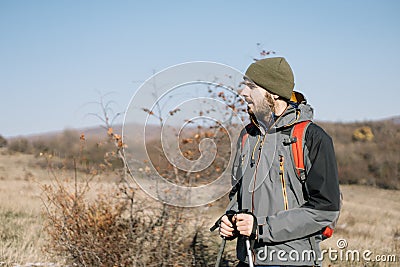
[258, 123, 341, 243]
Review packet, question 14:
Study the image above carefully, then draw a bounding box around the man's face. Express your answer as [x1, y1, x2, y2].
[240, 81, 275, 123]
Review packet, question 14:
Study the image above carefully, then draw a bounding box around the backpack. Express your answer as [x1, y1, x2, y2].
[290, 120, 341, 239]
[240, 119, 341, 240]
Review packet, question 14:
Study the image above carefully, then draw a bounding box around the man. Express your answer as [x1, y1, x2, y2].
[219, 57, 341, 266]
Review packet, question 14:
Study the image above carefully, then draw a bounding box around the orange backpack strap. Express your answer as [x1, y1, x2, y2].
[291, 120, 340, 240]
[241, 133, 249, 151]
[291, 120, 312, 183]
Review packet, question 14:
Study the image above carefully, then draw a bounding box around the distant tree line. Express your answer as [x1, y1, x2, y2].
[1, 118, 399, 190]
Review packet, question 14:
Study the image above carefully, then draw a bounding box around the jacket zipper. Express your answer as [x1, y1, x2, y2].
[279, 155, 289, 210]
[251, 134, 265, 213]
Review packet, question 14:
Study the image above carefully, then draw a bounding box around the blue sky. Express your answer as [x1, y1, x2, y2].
[1, 0, 399, 137]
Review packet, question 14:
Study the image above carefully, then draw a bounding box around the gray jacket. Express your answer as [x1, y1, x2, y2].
[228, 103, 341, 266]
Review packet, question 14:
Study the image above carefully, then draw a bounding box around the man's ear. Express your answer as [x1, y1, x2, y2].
[271, 93, 280, 100]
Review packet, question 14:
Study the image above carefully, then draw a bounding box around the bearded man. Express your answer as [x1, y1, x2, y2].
[218, 57, 341, 267]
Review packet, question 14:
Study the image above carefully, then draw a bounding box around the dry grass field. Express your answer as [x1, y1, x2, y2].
[0, 149, 399, 266]
[0, 151, 53, 265]
[0, 150, 122, 266]
[321, 185, 400, 266]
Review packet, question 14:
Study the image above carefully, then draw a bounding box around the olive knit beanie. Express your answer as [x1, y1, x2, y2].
[245, 57, 295, 100]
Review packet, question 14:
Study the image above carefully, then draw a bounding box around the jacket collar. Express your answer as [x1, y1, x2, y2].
[249, 103, 314, 134]
[273, 103, 314, 129]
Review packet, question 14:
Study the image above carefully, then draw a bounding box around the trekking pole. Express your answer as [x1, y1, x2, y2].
[214, 238, 226, 267]
[245, 237, 254, 267]
[210, 218, 226, 267]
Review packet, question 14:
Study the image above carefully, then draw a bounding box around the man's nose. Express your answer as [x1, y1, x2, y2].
[240, 86, 250, 97]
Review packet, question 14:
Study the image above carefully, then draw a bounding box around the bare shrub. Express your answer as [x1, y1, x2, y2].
[8, 137, 31, 154]
[320, 119, 400, 189]
[352, 126, 374, 142]
[32, 139, 51, 155]
[145, 124, 232, 187]
[0, 134, 7, 148]
[41, 95, 225, 266]
[41, 169, 221, 266]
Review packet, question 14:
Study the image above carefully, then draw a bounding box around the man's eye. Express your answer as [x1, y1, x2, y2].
[245, 82, 256, 89]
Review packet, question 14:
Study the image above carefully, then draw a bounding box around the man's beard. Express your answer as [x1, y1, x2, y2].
[248, 92, 275, 125]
